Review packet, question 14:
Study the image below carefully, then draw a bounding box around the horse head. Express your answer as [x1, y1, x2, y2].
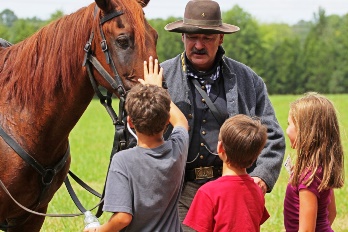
[87, 0, 158, 97]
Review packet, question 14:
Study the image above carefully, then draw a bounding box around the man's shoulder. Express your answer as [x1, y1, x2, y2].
[161, 54, 182, 68]
[222, 56, 254, 73]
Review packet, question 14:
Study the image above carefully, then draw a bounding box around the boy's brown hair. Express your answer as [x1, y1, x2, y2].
[219, 114, 267, 169]
[125, 84, 171, 136]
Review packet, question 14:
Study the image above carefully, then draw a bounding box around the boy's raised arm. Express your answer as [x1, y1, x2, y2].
[140, 57, 188, 131]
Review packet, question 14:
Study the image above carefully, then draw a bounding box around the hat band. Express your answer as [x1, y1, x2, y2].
[183, 18, 222, 27]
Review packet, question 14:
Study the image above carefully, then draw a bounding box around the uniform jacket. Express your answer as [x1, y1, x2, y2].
[161, 50, 285, 191]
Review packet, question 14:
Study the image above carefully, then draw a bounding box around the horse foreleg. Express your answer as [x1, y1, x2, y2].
[7, 205, 48, 232]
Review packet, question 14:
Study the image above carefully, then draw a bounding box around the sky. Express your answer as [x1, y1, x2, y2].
[0, 0, 347, 25]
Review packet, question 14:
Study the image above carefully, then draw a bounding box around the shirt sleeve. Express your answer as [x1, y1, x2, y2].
[102, 156, 133, 215]
[169, 126, 189, 159]
[247, 73, 286, 192]
[298, 169, 321, 198]
[183, 188, 214, 232]
[260, 206, 270, 225]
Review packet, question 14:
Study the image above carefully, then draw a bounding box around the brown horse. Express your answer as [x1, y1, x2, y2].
[0, 0, 157, 231]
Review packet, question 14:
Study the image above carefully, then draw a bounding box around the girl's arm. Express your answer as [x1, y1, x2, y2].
[299, 189, 318, 232]
[328, 190, 336, 225]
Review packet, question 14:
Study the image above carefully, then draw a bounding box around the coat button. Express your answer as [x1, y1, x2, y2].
[202, 98, 205, 103]
[200, 155, 204, 159]
[200, 143, 204, 147]
[188, 114, 193, 119]
[202, 130, 206, 135]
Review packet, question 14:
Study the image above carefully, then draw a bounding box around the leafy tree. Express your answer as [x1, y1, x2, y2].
[148, 17, 184, 62]
[222, 6, 264, 75]
[48, 10, 65, 23]
[301, 8, 348, 93]
[0, 9, 18, 27]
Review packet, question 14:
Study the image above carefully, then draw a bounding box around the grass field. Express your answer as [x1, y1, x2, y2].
[40, 94, 348, 232]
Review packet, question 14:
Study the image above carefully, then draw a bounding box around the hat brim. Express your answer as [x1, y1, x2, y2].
[165, 20, 240, 34]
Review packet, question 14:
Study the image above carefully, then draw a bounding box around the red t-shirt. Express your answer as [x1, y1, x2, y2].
[183, 175, 270, 232]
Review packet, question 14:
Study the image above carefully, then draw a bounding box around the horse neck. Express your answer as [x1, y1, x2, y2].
[0, 5, 98, 165]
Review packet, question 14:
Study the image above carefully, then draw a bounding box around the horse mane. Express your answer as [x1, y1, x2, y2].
[0, 0, 146, 108]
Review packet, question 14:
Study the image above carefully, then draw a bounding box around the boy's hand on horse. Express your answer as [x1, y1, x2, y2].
[139, 56, 163, 87]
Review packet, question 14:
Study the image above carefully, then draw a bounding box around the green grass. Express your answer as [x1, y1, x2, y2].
[40, 95, 348, 231]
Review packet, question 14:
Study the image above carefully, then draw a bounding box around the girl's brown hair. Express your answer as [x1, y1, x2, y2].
[289, 92, 344, 191]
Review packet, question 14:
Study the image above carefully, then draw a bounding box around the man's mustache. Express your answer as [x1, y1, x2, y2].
[192, 48, 207, 55]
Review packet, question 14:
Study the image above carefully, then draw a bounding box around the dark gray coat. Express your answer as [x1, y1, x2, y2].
[161, 52, 285, 191]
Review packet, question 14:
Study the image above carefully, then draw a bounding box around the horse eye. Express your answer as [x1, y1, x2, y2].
[116, 35, 130, 49]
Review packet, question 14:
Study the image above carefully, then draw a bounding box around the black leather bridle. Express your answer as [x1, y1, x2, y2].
[82, 6, 128, 152]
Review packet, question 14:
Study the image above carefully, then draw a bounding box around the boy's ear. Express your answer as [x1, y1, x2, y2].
[127, 116, 134, 128]
[217, 141, 224, 154]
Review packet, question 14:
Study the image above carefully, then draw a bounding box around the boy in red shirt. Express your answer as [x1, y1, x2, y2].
[183, 114, 270, 232]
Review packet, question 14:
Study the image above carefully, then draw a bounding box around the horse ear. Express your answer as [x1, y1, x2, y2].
[95, 0, 115, 13]
[137, 0, 150, 8]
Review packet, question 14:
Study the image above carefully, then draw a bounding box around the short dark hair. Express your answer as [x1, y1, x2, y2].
[219, 114, 267, 168]
[125, 84, 171, 136]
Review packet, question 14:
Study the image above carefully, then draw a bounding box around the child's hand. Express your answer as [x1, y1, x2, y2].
[139, 56, 163, 87]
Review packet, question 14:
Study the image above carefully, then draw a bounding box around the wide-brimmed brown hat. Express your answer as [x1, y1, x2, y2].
[165, 0, 240, 34]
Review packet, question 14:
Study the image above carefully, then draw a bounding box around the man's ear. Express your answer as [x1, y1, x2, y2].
[127, 116, 134, 128]
[219, 34, 224, 45]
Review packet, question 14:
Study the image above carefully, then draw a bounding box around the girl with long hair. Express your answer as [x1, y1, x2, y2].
[284, 92, 344, 231]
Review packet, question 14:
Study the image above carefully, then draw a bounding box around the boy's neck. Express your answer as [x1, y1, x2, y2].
[136, 132, 165, 149]
[222, 162, 247, 176]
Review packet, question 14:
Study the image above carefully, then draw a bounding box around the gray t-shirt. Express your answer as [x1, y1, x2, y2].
[103, 126, 189, 232]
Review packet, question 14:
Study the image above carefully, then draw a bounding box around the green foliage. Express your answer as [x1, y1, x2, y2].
[148, 17, 184, 62]
[222, 5, 264, 73]
[0, 9, 18, 27]
[0, 7, 347, 94]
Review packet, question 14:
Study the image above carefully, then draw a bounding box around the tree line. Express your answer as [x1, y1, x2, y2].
[1, 6, 347, 94]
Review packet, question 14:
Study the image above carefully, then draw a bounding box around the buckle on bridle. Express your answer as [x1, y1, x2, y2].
[101, 40, 108, 52]
[42, 169, 56, 186]
[117, 85, 126, 97]
[194, 166, 214, 180]
[84, 42, 91, 53]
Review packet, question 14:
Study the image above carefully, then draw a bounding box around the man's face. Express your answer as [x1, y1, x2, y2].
[182, 33, 224, 71]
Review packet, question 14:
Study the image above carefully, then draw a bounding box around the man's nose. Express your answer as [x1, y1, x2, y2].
[194, 39, 205, 50]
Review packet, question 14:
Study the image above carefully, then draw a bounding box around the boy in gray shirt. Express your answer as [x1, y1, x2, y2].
[84, 57, 189, 232]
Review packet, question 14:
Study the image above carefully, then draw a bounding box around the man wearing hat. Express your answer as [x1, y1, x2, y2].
[161, 0, 285, 230]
